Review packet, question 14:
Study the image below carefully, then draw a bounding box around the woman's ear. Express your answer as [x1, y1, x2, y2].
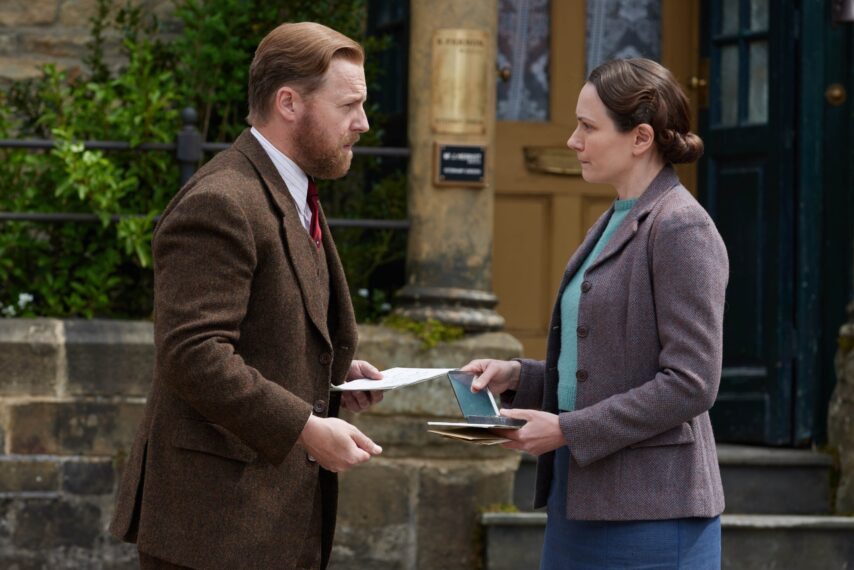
[632, 123, 656, 156]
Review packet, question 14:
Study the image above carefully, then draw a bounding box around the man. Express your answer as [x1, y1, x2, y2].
[110, 22, 385, 570]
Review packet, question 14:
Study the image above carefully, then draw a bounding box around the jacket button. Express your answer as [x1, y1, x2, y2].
[576, 325, 589, 338]
[319, 352, 332, 365]
[552, 325, 560, 331]
[313, 400, 327, 414]
[581, 281, 592, 293]
[307, 453, 317, 463]
[576, 370, 588, 382]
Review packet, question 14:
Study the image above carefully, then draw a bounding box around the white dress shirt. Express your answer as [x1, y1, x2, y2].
[250, 127, 313, 232]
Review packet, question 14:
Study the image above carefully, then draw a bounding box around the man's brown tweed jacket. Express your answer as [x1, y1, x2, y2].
[110, 130, 358, 569]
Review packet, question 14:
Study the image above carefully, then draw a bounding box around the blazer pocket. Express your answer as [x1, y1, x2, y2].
[172, 417, 258, 463]
[630, 422, 695, 449]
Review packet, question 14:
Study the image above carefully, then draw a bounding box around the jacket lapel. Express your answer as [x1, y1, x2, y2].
[233, 130, 332, 347]
[318, 210, 358, 385]
[585, 165, 680, 274]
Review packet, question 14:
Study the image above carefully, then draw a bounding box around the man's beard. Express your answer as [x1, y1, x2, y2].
[293, 112, 356, 180]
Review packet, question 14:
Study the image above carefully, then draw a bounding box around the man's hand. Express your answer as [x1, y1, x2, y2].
[459, 359, 521, 395]
[498, 408, 565, 456]
[298, 415, 382, 472]
[342, 359, 384, 412]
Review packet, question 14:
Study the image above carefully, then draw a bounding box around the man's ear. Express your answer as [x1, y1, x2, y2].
[274, 86, 301, 123]
[632, 123, 656, 156]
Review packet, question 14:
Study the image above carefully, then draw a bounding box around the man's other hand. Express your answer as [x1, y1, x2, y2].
[341, 359, 384, 412]
[298, 415, 382, 472]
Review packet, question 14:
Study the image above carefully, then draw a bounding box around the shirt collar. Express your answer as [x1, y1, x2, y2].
[250, 127, 311, 224]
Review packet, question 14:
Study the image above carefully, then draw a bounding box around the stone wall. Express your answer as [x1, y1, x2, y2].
[337, 325, 522, 570]
[831, 302, 854, 513]
[0, 319, 523, 569]
[0, 0, 177, 86]
[0, 319, 151, 568]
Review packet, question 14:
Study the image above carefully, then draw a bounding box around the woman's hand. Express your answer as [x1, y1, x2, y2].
[498, 408, 566, 456]
[459, 359, 521, 395]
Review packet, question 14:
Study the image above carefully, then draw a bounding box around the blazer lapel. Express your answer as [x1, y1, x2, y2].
[233, 130, 332, 347]
[585, 165, 680, 274]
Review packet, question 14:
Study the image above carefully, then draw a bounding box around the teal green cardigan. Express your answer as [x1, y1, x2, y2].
[557, 197, 637, 411]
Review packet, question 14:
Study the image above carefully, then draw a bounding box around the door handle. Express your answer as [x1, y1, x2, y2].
[690, 58, 709, 109]
[825, 84, 847, 107]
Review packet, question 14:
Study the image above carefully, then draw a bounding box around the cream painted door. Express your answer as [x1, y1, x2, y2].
[493, 0, 700, 359]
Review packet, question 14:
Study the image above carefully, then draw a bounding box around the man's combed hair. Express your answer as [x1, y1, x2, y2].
[588, 58, 704, 165]
[247, 22, 364, 126]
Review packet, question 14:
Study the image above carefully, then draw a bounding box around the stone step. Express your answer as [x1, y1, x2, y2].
[481, 512, 854, 570]
[717, 444, 835, 515]
[513, 444, 835, 515]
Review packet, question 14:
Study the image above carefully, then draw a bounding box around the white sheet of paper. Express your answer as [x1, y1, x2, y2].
[331, 367, 453, 392]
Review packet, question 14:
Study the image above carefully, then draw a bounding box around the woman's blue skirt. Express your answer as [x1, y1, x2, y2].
[540, 446, 721, 569]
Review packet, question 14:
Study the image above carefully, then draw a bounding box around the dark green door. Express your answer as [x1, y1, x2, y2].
[699, 0, 797, 444]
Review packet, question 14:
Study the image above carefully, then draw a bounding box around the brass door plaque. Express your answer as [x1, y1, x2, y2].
[523, 146, 582, 176]
[431, 29, 489, 135]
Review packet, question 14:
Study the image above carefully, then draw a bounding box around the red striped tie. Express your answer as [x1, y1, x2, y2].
[307, 179, 322, 249]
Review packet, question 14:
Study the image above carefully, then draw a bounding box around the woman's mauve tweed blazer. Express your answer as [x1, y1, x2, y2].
[508, 166, 729, 521]
[109, 130, 358, 569]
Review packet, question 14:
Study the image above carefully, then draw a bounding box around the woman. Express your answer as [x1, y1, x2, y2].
[462, 58, 728, 569]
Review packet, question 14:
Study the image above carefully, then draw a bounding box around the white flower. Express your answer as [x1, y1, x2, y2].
[17, 293, 34, 309]
[358, 288, 370, 298]
[2, 305, 16, 317]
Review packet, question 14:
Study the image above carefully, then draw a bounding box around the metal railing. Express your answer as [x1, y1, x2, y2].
[0, 107, 411, 230]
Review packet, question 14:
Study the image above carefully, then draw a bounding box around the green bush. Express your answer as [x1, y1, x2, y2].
[0, 0, 405, 320]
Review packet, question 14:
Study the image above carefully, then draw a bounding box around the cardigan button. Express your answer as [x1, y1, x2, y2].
[576, 325, 589, 338]
[576, 369, 588, 382]
[581, 281, 592, 293]
[313, 400, 327, 414]
[319, 352, 332, 365]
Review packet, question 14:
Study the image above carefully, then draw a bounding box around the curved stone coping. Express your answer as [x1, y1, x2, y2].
[716, 444, 834, 467]
[480, 513, 854, 529]
[722, 514, 854, 529]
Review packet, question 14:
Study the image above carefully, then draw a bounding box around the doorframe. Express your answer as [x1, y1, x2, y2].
[795, 0, 824, 444]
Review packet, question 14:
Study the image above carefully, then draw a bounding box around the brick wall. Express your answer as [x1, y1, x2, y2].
[0, 319, 152, 568]
[0, 0, 177, 86]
